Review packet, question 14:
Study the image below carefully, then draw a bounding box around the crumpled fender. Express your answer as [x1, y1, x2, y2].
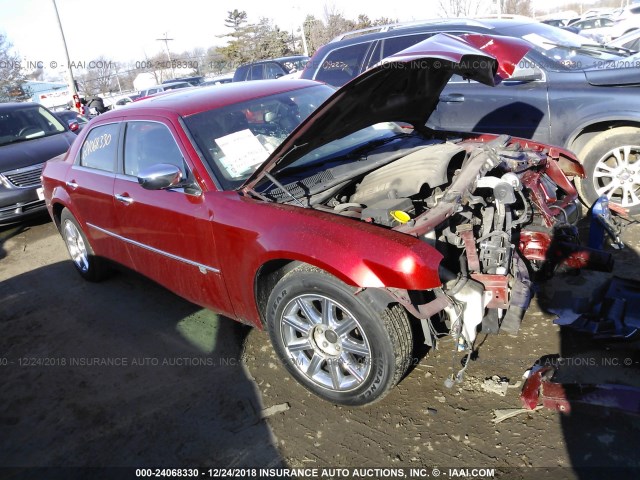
[254, 221, 443, 290]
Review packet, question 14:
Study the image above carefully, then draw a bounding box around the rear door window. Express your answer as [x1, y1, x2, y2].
[79, 123, 120, 172]
[249, 64, 264, 80]
[314, 42, 372, 86]
[265, 62, 285, 78]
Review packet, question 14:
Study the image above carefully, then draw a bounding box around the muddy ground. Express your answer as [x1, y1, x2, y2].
[1, 214, 640, 480]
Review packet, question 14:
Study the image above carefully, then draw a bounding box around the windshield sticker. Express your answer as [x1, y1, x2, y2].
[214, 129, 270, 178]
[522, 33, 555, 51]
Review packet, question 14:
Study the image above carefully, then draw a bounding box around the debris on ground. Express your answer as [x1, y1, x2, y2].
[549, 276, 640, 340]
[493, 406, 543, 424]
[482, 376, 511, 396]
[521, 364, 640, 415]
[261, 402, 291, 418]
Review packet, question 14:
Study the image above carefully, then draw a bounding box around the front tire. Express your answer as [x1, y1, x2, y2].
[60, 208, 109, 281]
[575, 127, 640, 215]
[266, 266, 413, 406]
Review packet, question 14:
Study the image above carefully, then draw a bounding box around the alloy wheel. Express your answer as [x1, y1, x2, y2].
[63, 219, 89, 272]
[280, 294, 372, 392]
[592, 144, 640, 208]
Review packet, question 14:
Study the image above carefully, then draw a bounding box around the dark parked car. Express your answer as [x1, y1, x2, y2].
[301, 18, 640, 213]
[162, 76, 205, 86]
[53, 110, 90, 134]
[43, 34, 609, 406]
[233, 55, 309, 82]
[1, 103, 76, 223]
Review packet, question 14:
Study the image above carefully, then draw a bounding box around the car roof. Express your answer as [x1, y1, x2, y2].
[98, 79, 322, 118]
[0, 102, 43, 111]
[162, 76, 203, 83]
[159, 81, 190, 87]
[238, 55, 309, 67]
[325, 18, 493, 46]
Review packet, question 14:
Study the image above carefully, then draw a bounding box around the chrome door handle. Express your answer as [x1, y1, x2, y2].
[440, 93, 465, 103]
[66, 180, 78, 190]
[115, 193, 134, 205]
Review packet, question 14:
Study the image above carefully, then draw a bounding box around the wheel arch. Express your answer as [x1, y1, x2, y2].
[51, 201, 66, 230]
[567, 119, 640, 159]
[253, 259, 399, 327]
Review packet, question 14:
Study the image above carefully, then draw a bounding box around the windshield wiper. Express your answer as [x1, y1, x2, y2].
[264, 171, 307, 208]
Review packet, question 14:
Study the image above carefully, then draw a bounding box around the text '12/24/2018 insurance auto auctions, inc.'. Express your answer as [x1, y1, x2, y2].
[175, 467, 497, 478]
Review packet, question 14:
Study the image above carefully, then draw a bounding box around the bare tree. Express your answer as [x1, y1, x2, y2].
[0, 33, 29, 102]
[501, 0, 533, 16]
[438, 0, 492, 17]
[81, 56, 117, 95]
[321, 5, 356, 41]
[304, 7, 356, 54]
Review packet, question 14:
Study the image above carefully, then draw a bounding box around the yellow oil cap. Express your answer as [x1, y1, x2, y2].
[390, 210, 411, 224]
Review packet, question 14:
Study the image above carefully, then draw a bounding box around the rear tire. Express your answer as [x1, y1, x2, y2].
[265, 265, 413, 406]
[575, 127, 640, 215]
[60, 208, 109, 281]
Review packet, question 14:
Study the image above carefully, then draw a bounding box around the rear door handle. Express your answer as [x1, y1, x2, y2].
[440, 93, 465, 103]
[115, 193, 134, 205]
[66, 180, 78, 190]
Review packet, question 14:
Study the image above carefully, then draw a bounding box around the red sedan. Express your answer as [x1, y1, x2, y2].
[42, 34, 609, 406]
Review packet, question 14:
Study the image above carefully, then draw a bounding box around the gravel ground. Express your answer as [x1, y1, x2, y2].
[1, 214, 640, 480]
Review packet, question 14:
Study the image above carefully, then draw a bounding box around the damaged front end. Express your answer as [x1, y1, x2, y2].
[259, 130, 616, 351]
[386, 134, 616, 348]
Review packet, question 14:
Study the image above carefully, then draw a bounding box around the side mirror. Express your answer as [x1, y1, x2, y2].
[137, 163, 183, 190]
[68, 121, 79, 132]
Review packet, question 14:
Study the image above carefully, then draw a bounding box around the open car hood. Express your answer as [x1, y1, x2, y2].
[241, 33, 530, 191]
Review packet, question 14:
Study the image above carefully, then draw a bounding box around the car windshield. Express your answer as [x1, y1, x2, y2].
[278, 122, 408, 174]
[495, 22, 630, 70]
[182, 84, 334, 190]
[57, 111, 88, 123]
[0, 106, 66, 146]
[282, 58, 309, 73]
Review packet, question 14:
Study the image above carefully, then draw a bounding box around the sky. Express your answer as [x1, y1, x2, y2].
[0, 0, 593, 80]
